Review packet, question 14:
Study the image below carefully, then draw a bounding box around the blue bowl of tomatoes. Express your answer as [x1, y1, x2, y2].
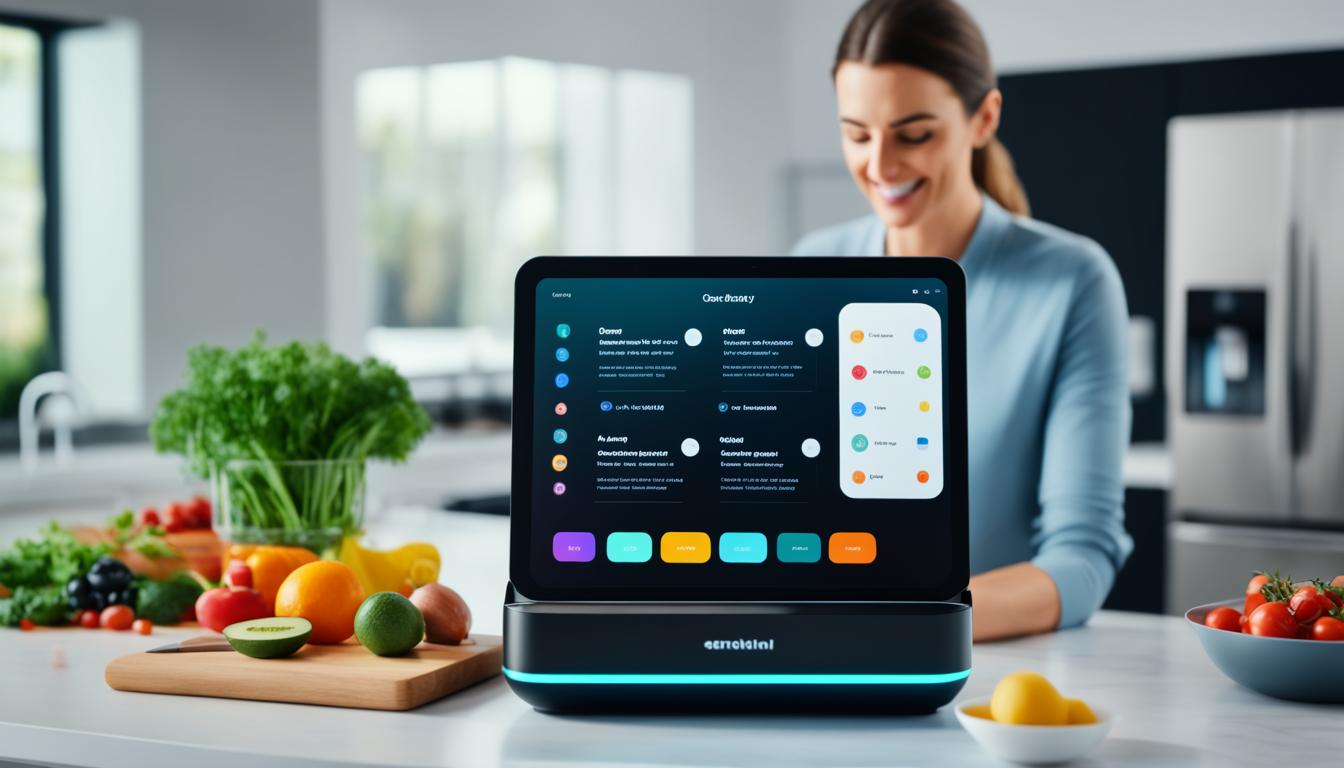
[1186, 574, 1344, 704]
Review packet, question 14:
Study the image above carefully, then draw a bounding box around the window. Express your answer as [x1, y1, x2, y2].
[0, 19, 53, 422]
[357, 57, 693, 358]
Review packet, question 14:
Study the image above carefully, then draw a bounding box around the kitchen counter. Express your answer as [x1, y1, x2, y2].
[0, 509, 1333, 768]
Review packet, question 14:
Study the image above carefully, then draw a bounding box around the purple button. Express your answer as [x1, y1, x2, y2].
[553, 531, 596, 562]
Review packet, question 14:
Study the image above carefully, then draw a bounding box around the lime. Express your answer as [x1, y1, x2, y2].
[354, 592, 425, 656]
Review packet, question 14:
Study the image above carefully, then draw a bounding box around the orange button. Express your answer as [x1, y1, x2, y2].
[829, 532, 877, 564]
[661, 532, 712, 563]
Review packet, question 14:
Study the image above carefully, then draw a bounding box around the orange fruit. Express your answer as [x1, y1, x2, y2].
[246, 546, 319, 612]
[274, 561, 365, 644]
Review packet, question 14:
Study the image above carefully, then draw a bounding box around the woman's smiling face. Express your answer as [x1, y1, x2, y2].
[835, 61, 997, 230]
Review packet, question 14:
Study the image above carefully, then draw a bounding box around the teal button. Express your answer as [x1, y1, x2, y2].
[718, 532, 767, 564]
[776, 533, 821, 563]
[606, 532, 652, 563]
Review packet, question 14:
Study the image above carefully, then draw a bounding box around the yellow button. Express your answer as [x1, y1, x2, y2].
[660, 532, 711, 563]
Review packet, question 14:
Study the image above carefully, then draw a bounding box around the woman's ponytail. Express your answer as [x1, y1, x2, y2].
[972, 136, 1030, 216]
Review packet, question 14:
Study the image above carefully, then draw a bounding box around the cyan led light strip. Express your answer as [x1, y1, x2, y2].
[503, 668, 970, 685]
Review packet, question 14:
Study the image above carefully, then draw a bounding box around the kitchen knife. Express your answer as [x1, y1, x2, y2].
[146, 635, 234, 653]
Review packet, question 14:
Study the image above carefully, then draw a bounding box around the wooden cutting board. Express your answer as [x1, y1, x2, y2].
[105, 634, 502, 711]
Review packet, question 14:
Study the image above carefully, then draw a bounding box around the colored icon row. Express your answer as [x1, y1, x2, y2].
[849, 365, 933, 380]
[552, 531, 876, 565]
[849, 470, 931, 484]
[848, 434, 929, 452]
[848, 328, 928, 343]
[851, 400, 931, 416]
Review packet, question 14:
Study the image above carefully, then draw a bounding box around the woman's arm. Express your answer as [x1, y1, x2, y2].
[969, 562, 1060, 641]
[1028, 248, 1134, 631]
[971, 247, 1133, 642]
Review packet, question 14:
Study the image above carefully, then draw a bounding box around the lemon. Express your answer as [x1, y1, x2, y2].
[989, 671, 1068, 725]
[1065, 697, 1098, 725]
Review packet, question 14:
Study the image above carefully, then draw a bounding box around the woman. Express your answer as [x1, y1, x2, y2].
[794, 0, 1132, 641]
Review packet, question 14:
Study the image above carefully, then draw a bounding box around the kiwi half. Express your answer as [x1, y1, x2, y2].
[223, 616, 313, 659]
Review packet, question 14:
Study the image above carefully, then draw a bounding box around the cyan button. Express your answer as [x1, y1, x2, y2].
[606, 532, 652, 563]
[776, 533, 821, 563]
[718, 532, 767, 564]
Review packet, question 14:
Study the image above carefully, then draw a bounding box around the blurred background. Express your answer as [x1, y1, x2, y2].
[2, 0, 1344, 614]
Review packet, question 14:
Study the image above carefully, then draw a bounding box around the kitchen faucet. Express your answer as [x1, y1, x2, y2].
[18, 371, 84, 473]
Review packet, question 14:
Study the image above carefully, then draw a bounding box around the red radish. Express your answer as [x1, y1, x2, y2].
[226, 560, 254, 589]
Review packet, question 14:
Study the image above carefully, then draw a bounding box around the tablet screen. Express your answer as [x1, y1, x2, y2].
[511, 258, 967, 601]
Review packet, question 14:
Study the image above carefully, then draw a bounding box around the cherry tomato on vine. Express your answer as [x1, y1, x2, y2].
[1204, 606, 1242, 632]
[1248, 602, 1297, 638]
[1311, 616, 1344, 641]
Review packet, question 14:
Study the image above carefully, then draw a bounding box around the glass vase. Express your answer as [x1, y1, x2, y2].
[211, 458, 365, 557]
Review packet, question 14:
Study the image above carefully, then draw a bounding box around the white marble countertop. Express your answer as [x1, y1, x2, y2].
[0, 507, 1334, 768]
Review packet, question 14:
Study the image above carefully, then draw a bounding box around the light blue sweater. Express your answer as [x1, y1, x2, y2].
[793, 196, 1133, 628]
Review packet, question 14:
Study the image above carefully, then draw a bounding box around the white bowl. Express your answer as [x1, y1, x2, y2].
[954, 696, 1114, 765]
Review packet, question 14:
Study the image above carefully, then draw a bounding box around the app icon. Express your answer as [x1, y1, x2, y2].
[600, 400, 613, 412]
[851, 365, 867, 380]
[916, 436, 929, 450]
[805, 328, 824, 347]
[552, 481, 567, 495]
[556, 323, 571, 339]
[800, 438, 821, 458]
[851, 470, 866, 484]
[717, 402, 729, 413]
[606, 532, 653, 563]
[554, 372, 570, 388]
[684, 328, 703, 347]
[919, 401, 931, 412]
[554, 402, 568, 416]
[851, 434, 869, 452]
[828, 532, 877, 564]
[552, 531, 593, 562]
[917, 365, 931, 379]
[553, 428, 568, 444]
[681, 437, 700, 457]
[555, 347, 570, 362]
[776, 533, 821, 563]
[914, 328, 928, 343]
[851, 401, 866, 417]
[551, 454, 568, 471]
[916, 470, 930, 484]
[849, 329, 864, 343]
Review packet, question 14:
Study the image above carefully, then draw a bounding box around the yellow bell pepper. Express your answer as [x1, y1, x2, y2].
[338, 536, 440, 596]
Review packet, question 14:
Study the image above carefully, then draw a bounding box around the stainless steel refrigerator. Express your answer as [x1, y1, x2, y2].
[1166, 109, 1344, 611]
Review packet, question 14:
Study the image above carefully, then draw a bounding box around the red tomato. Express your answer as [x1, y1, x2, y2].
[1204, 606, 1242, 632]
[140, 507, 161, 526]
[100, 605, 135, 631]
[1244, 592, 1266, 617]
[1240, 614, 1251, 633]
[1323, 588, 1344, 609]
[1248, 602, 1297, 638]
[188, 496, 212, 529]
[1246, 574, 1269, 595]
[79, 610, 100, 629]
[1289, 586, 1327, 624]
[18, 618, 34, 631]
[132, 619, 153, 635]
[1312, 616, 1344, 641]
[163, 502, 186, 532]
[1331, 575, 1344, 589]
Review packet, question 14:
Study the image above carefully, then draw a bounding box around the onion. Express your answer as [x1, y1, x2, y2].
[409, 583, 472, 645]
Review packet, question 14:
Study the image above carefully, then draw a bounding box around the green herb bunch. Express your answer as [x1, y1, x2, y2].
[150, 333, 430, 540]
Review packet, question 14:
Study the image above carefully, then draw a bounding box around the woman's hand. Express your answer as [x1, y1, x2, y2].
[968, 562, 1061, 642]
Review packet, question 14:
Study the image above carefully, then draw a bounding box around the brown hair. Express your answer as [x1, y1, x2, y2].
[835, 0, 1030, 216]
